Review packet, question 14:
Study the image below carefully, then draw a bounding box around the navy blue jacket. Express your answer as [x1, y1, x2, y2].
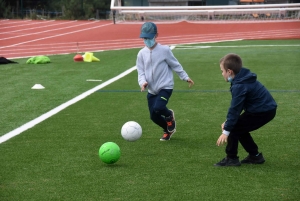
[224, 68, 277, 132]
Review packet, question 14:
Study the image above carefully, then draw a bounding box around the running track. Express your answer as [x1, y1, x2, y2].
[0, 19, 300, 59]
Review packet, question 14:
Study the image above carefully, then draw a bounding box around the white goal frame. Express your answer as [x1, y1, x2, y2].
[111, 1, 300, 10]
[110, 0, 300, 23]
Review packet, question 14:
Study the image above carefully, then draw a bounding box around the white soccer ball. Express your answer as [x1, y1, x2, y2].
[121, 121, 142, 142]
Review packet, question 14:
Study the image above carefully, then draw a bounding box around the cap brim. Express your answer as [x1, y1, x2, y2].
[140, 33, 155, 39]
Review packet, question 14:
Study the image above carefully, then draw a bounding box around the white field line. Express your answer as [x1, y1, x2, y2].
[0, 21, 100, 40]
[0, 20, 77, 34]
[86, 79, 102, 81]
[0, 22, 114, 49]
[0, 66, 137, 144]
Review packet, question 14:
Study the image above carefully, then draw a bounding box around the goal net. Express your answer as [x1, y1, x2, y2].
[110, 1, 300, 23]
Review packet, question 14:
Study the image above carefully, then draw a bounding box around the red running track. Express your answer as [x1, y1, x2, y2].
[0, 19, 299, 59]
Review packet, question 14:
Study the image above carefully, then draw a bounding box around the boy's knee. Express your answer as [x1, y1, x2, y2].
[150, 110, 159, 120]
[153, 105, 165, 114]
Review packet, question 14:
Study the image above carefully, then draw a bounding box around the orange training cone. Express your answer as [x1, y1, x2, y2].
[74, 54, 83, 62]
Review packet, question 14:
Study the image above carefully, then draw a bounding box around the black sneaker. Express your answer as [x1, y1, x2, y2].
[214, 157, 241, 167]
[160, 130, 176, 141]
[241, 153, 265, 164]
[165, 109, 176, 133]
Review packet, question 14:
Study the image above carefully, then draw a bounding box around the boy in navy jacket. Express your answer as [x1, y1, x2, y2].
[215, 53, 277, 167]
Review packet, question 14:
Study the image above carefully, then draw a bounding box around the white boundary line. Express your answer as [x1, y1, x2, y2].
[0, 66, 137, 144]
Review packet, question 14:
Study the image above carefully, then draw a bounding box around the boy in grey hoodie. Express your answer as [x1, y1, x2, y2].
[136, 22, 194, 141]
[215, 53, 277, 167]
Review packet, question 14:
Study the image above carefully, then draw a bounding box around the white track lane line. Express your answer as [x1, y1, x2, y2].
[3, 29, 299, 58]
[0, 21, 100, 40]
[4, 28, 299, 48]
[0, 20, 77, 34]
[3, 28, 298, 50]
[1, 20, 52, 29]
[0, 22, 113, 49]
[0, 66, 137, 144]
[0, 20, 32, 26]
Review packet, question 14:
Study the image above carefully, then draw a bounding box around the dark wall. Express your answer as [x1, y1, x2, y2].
[206, 0, 229, 5]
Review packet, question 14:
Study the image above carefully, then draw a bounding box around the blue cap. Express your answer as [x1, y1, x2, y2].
[140, 22, 157, 39]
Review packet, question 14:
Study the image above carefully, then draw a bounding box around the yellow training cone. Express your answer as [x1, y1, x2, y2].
[84, 52, 93, 62]
[92, 55, 100, 62]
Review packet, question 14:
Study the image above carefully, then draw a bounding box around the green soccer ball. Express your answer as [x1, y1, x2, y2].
[99, 142, 121, 164]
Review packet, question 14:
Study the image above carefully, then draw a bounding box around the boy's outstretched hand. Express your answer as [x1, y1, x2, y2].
[217, 122, 228, 146]
[216, 134, 228, 146]
[187, 78, 194, 88]
[141, 82, 148, 92]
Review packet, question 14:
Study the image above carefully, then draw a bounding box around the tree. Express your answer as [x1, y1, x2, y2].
[61, 0, 111, 19]
[0, 0, 112, 19]
[0, 0, 12, 18]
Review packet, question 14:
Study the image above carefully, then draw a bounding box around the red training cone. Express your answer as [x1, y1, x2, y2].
[73, 54, 83, 62]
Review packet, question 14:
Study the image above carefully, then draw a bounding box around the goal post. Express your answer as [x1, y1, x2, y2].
[110, 0, 300, 23]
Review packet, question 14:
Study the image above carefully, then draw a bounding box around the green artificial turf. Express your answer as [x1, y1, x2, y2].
[0, 40, 299, 201]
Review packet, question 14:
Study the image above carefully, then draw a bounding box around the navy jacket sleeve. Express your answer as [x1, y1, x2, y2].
[224, 84, 246, 132]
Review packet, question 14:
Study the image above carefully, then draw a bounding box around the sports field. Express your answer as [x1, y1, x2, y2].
[0, 20, 300, 200]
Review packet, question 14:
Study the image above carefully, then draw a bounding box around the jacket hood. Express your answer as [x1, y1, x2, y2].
[232, 67, 257, 84]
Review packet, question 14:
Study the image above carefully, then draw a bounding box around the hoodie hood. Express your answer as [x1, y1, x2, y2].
[232, 67, 257, 84]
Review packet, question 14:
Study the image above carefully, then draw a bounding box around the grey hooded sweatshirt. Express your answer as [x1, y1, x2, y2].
[137, 43, 189, 95]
